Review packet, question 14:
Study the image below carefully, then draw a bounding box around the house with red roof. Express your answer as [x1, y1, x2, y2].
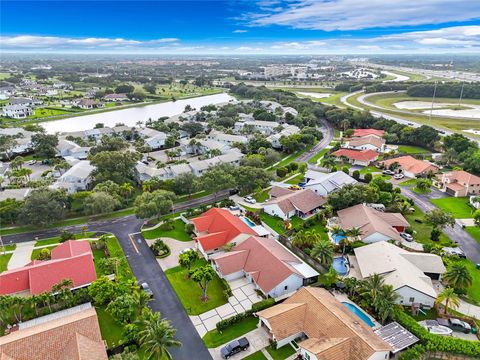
[434, 170, 480, 197]
[332, 149, 379, 166]
[0, 240, 97, 296]
[211, 236, 318, 299]
[353, 128, 385, 138]
[380, 156, 438, 178]
[191, 208, 257, 258]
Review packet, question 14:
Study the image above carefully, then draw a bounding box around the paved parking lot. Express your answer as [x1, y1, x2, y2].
[190, 278, 264, 337]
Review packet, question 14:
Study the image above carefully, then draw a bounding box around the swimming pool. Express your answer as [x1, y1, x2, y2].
[332, 233, 347, 244]
[332, 256, 349, 276]
[342, 302, 375, 327]
[242, 217, 256, 228]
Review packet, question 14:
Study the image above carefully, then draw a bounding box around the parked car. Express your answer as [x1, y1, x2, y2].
[382, 169, 394, 175]
[393, 173, 405, 180]
[27, 160, 37, 165]
[442, 247, 466, 258]
[244, 196, 256, 204]
[400, 232, 414, 242]
[424, 320, 453, 336]
[437, 318, 472, 334]
[229, 205, 240, 211]
[298, 182, 307, 187]
[220, 337, 250, 359]
[140, 282, 154, 298]
[229, 188, 239, 195]
[289, 185, 301, 190]
[180, 247, 195, 254]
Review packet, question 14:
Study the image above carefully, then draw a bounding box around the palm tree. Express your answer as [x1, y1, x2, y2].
[436, 287, 460, 314]
[322, 156, 336, 169]
[361, 274, 385, 305]
[443, 264, 473, 291]
[374, 285, 400, 324]
[347, 227, 363, 241]
[340, 119, 350, 132]
[120, 182, 134, 200]
[310, 239, 334, 268]
[138, 315, 181, 360]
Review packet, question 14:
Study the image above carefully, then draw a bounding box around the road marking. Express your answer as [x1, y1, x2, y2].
[128, 233, 140, 254]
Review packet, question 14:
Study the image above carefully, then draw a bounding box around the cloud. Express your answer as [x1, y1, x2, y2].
[233, 29, 249, 33]
[0, 35, 180, 49]
[270, 40, 326, 49]
[245, 0, 480, 31]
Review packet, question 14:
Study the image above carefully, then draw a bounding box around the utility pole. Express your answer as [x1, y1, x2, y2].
[429, 81, 438, 123]
[458, 81, 465, 106]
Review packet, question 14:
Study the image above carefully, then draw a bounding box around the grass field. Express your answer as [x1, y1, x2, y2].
[253, 188, 271, 202]
[202, 316, 258, 348]
[404, 205, 454, 246]
[96, 307, 125, 348]
[142, 218, 191, 241]
[293, 89, 347, 108]
[450, 258, 480, 304]
[285, 173, 305, 185]
[31, 245, 57, 260]
[266, 344, 296, 360]
[165, 259, 227, 315]
[308, 148, 329, 164]
[387, 70, 426, 81]
[430, 197, 475, 218]
[0, 72, 11, 80]
[466, 227, 480, 244]
[243, 351, 268, 360]
[34, 231, 96, 247]
[397, 145, 431, 154]
[0, 253, 13, 272]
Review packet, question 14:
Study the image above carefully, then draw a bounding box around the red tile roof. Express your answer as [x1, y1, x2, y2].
[191, 208, 256, 251]
[332, 149, 379, 162]
[353, 129, 385, 137]
[381, 156, 438, 175]
[442, 170, 480, 186]
[0, 241, 96, 296]
[211, 236, 306, 293]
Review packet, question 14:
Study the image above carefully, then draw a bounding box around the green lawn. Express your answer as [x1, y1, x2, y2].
[451, 259, 480, 304]
[430, 197, 475, 218]
[92, 248, 108, 276]
[142, 218, 191, 241]
[266, 344, 296, 360]
[359, 166, 381, 174]
[399, 179, 417, 187]
[308, 148, 329, 164]
[202, 316, 258, 348]
[30, 245, 58, 260]
[466, 227, 480, 244]
[253, 188, 271, 202]
[34, 232, 96, 247]
[243, 351, 268, 360]
[165, 259, 227, 315]
[1, 244, 16, 252]
[404, 205, 454, 247]
[285, 173, 305, 185]
[0, 253, 13, 272]
[259, 213, 303, 235]
[397, 145, 431, 154]
[96, 307, 125, 348]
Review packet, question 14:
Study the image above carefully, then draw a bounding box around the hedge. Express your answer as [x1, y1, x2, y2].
[216, 298, 276, 332]
[394, 309, 480, 357]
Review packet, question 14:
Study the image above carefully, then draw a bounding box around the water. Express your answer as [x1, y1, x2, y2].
[40, 93, 234, 134]
[332, 233, 347, 244]
[332, 256, 349, 276]
[342, 302, 375, 327]
[241, 217, 256, 228]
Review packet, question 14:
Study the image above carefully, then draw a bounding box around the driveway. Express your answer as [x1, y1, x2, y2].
[208, 328, 270, 360]
[400, 187, 480, 264]
[146, 237, 195, 271]
[191, 278, 263, 337]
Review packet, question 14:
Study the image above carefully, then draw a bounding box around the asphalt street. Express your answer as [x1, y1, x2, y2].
[297, 119, 334, 163]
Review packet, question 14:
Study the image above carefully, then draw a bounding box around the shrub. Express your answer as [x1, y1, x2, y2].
[159, 221, 175, 231]
[430, 227, 441, 241]
[59, 230, 75, 242]
[352, 170, 360, 180]
[342, 166, 349, 174]
[251, 298, 275, 312]
[364, 173, 373, 183]
[185, 223, 195, 235]
[150, 239, 170, 258]
[398, 345, 426, 360]
[276, 167, 288, 178]
[37, 248, 51, 260]
[216, 298, 276, 331]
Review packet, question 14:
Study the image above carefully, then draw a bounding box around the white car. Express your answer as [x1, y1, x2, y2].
[382, 169, 395, 175]
[26, 160, 37, 165]
[393, 173, 405, 180]
[244, 196, 257, 204]
[400, 232, 414, 242]
[180, 247, 195, 254]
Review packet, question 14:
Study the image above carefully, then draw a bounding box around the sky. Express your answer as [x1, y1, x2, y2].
[1, 0, 480, 54]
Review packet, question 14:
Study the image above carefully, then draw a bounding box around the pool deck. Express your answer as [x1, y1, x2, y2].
[332, 291, 381, 330]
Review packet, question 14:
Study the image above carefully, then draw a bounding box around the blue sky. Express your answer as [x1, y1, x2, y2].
[1, 1, 480, 54]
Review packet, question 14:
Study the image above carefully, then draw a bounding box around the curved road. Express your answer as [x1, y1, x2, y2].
[2, 192, 234, 360]
[297, 119, 334, 163]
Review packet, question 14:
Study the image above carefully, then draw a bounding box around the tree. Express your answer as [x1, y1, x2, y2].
[425, 209, 455, 230]
[436, 287, 460, 314]
[310, 239, 334, 268]
[88, 276, 118, 305]
[373, 285, 399, 324]
[84, 191, 120, 215]
[90, 136, 129, 155]
[115, 84, 135, 94]
[190, 264, 216, 301]
[31, 133, 59, 158]
[361, 273, 385, 305]
[119, 182, 134, 200]
[0, 135, 19, 160]
[134, 190, 176, 219]
[415, 178, 432, 192]
[0, 198, 23, 225]
[234, 166, 271, 194]
[107, 294, 138, 324]
[19, 188, 66, 227]
[443, 263, 473, 291]
[473, 209, 480, 226]
[137, 314, 181, 360]
[172, 173, 198, 197]
[178, 249, 199, 277]
[91, 151, 141, 185]
[144, 84, 157, 94]
[200, 165, 236, 199]
[181, 122, 204, 137]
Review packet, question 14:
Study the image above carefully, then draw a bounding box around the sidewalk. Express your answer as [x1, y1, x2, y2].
[7, 241, 35, 270]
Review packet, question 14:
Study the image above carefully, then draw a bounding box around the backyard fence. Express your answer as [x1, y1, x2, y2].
[277, 235, 327, 274]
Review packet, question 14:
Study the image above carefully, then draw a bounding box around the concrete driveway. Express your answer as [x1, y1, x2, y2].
[146, 237, 195, 270]
[208, 328, 270, 360]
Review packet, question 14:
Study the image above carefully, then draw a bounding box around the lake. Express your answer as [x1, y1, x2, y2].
[40, 93, 234, 134]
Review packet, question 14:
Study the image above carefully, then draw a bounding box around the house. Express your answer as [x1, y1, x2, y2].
[434, 170, 480, 197]
[332, 149, 379, 166]
[191, 208, 257, 258]
[0, 127, 34, 155]
[2, 104, 33, 119]
[353, 128, 385, 138]
[303, 170, 357, 196]
[257, 287, 391, 359]
[211, 236, 318, 299]
[264, 187, 326, 220]
[0, 240, 97, 296]
[103, 93, 129, 102]
[138, 128, 167, 150]
[345, 135, 386, 153]
[51, 160, 94, 194]
[380, 156, 438, 178]
[56, 138, 90, 159]
[333, 204, 409, 243]
[353, 241, 446, 307]
[267, 124, 301, 149]
[234, 120, 280, 135]
[207, 130, 248, 146]
[76, 99, 103, 109]
[0, 303, 108, 360]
